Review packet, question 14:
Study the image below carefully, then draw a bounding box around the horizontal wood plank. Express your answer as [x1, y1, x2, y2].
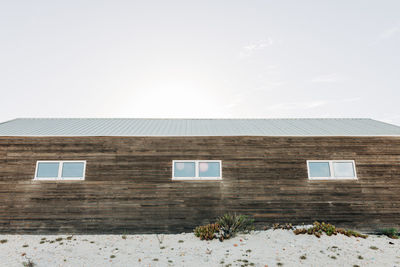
[0, 136, 399, 233]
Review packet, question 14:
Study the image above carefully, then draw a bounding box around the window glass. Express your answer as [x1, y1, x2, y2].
[333, 162, 355, 177]
[199, 162, 220, 177]
[174, 162, 196, 177]
[62, 162, 85, 178]
[36, 162, 60, 178]
[308, 162, 331, 178]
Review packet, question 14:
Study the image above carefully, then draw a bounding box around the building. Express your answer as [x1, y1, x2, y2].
[0, 118, 399, 233]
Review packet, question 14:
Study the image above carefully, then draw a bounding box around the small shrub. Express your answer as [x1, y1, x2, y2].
[300, 255, 306, 260]
[293, 228, 307, 235]
[273, 223, 293, 230]
[293, 221, 367, 238]
[121, 235, 127, 240]
[194, 213, 254, 241]
[379, 228, 399, 239]
[22, 244, 29, 248]
[369, 246, 378, 250]
[22, 259, 35, 267]
[55, 238, 63, 242]
[358, 255, 363, 260]
[217, 213, 254, 241]
[0, 239, 7, 244]
[178, 240, 184, 243]
[194, 223, 220, 240]
[110, 255, 116, 259]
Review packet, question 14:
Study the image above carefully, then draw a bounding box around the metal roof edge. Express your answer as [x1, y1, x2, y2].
[0, 118, 19, 127]
[10, 117, 374, 120]
[1, 134, 399, 137]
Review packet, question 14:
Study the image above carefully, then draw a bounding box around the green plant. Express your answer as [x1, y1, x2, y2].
[293, 221, 367, 238]
[379, 228, 399, 239]
[337, 228, 367, 238]
[369, 246, 378, 250]
[217, 213, 254, 241]
[0, 239, 7, 244]
[22, 259, 36, 267]
[293, 228, 307, 235]
[273, 223, 293, 230]
[194, 223, 220, 240]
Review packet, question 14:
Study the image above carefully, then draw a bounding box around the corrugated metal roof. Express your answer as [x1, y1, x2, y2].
[0, 118, 399, 137]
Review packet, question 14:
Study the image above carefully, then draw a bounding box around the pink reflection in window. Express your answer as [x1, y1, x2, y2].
[176, 162, 185, 170]
[199, 162, 209, 172]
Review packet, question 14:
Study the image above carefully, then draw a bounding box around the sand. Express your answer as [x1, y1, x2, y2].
[0, 229, 399, 267]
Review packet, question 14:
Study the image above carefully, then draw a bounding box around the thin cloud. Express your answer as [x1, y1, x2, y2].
[310, 73, 340, 83]
[267, 97, 361, 112]
[244, 38, 274, 51]
[239, 38, 274, 58]
[370, 24, 400, 45]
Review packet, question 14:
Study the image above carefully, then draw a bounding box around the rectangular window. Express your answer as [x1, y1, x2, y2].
[307, 160, 357, 180]
[172, 160, 222, 180]
[35, 161, 86, 180]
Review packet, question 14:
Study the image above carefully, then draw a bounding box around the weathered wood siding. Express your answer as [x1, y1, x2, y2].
[0, 136, 399, 234]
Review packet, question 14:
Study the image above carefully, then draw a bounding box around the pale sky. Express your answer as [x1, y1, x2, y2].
[0, 1, 399, 125]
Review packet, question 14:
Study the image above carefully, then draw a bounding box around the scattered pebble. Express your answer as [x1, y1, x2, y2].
[0, 230, 397, 266]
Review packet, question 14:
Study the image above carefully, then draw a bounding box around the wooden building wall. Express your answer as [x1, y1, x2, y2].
[0, 136, 399, 234]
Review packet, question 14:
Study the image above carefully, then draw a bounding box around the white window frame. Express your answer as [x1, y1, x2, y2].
[34, 160, 86, 181]
[172, 160, 222, 181]
[307, 160, 357, 180]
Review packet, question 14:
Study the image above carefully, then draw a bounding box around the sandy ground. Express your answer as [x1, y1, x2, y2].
[0, 230, 399, 267]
